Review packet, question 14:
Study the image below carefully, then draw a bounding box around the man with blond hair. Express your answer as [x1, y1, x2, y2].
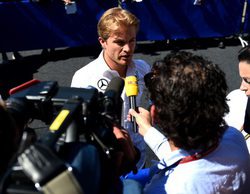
[71, 7, 151, 169]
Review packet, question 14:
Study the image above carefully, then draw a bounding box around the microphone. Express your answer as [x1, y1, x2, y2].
[125, 76, 138, 133]
[103, 76, 124, 121]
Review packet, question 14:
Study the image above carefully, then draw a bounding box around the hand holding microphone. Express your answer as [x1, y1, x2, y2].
[129, 108, 152, 136]
[125, 76, 138, 133]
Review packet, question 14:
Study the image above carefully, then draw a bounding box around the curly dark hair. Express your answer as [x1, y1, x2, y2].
[146, 51, 229, 151]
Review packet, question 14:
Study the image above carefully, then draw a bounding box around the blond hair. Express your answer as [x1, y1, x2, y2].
[97, 7, 139, 40]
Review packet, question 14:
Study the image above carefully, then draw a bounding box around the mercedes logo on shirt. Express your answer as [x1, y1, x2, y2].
[97, 78, 109, 91]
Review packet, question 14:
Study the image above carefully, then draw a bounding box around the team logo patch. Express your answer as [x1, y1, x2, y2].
[97, 78, 109, 91]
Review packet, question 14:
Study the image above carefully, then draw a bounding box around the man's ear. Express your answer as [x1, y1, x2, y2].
[150, 104, 156, 125]
[98, 37, 106, 49]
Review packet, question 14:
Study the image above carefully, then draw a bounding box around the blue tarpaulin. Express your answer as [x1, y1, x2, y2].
[125, 0, 246, 40]
[0, 0, 248, 52]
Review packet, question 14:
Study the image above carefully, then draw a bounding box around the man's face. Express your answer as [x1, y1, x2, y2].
[239, 61, 250, 96]
[99, 25, 137, 67]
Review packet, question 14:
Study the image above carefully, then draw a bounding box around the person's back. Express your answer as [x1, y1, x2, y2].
[143, 126, 250, 194]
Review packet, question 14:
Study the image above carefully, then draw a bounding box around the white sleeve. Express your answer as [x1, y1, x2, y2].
[71, 70, 90, 88]
[224, 89, 247, 130]
[71, 72, 79, 87]
[143, 127, 171, 161]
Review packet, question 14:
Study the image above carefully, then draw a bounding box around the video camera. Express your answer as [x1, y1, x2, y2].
[1, 77, 125, 194]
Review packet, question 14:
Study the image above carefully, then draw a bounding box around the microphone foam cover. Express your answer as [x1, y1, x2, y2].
[105, 77, 124, 97]
[125, 76, 138, 97]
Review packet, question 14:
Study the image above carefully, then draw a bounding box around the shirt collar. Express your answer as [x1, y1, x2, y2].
[158, 149, 190, 169]
[98, 50, 111, 71]
[98, 50, 120, 78]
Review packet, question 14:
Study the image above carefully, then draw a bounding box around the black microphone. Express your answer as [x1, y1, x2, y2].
[125, 76, 138, 133]
[103, 76, 124, 121]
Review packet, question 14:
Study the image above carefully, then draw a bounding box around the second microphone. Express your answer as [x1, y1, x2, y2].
[125, 76, 138, 133]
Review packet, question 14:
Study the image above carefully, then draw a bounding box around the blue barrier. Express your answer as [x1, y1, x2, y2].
[125, 0, 246, 41]
[0, 0, 117, 52]
[243, 0, 250, 34]
[0, 0, 248, 52]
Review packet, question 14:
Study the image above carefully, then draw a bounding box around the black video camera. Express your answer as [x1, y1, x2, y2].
[6, 78, 123, 148]
[1, 77, 125, 194]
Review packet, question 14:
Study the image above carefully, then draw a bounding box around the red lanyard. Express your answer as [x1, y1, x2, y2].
[179, 143, 218, 164]
[159, 143, 219, 175]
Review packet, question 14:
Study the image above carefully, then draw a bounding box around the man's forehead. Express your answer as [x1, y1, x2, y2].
[239, 61, 250, 76]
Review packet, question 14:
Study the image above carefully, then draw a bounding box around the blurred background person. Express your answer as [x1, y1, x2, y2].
[224, 45, 250, 151]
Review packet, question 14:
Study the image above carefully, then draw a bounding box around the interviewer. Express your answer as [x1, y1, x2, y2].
[126, 51, 250, 193]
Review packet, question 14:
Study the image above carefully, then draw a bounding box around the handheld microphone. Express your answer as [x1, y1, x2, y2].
[125, 76, 138, 133]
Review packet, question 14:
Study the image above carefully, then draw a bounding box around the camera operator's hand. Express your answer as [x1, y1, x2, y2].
[113, 126, 139, 176]
[18, 143, 66, 186]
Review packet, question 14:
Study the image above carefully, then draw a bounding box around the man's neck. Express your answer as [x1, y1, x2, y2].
[103, 53, 127, 78]
[107, 62, 127, 78]
[169, 140, 179, 152]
